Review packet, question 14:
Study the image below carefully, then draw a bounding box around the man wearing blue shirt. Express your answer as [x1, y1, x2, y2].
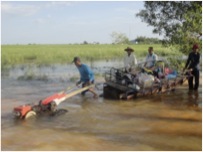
[73, 57, 98, 98]
[144, 47, 158, 69]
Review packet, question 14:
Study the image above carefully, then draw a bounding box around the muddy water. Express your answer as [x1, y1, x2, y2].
[1, 61, 202, 151]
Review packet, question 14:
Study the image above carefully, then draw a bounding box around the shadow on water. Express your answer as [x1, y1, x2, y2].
[1, 62, 202, 151]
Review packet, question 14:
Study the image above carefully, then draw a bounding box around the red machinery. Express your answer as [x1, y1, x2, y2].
[13, 85, 94, 119]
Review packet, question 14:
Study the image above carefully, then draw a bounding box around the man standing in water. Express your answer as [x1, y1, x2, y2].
[73, 57, 98, 98]
[123, 47, 137, 72]
[183, 44, 200, 91]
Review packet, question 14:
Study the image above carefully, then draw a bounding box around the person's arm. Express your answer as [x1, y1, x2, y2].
[83, 65, 92, 83]
[132, 54, 137, 65]
[154, 54, 158, 61]
[151, 54, 157, 67]
[124, 55, 128, 67]
[193, 53, 200, 68]
[144, 55, 148, 67]
[76, 80, 81, 86]
[76, 68, 82, 86]
[184, 53, 191, 70]
[127, 55, 136, 72]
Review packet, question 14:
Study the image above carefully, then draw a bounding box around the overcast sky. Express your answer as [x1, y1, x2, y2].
[1, 1, 162, 44]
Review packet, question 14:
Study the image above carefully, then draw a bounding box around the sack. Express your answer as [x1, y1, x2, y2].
[164, 68, 173, 75]
[166, 74, 177, 79]
[138, 73, 154, 88]
[165, 69, 177, 80]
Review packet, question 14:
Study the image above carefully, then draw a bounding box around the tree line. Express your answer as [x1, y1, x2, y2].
[136, 1, 202, 54]
[111, 1, 202, 54]
[135, 36, 161, 44]
[111, 32, 162, 44]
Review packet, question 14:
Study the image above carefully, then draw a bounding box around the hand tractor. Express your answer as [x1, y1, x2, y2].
[13, 84, 94, 119]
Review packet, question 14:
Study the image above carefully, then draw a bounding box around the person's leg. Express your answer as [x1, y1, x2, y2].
[81, 83, 88, 96]
[188, 74, 194, 91]
[89, 80, 98, 98]
[194, 69, 199, 90]
[81, 81, 98, 98]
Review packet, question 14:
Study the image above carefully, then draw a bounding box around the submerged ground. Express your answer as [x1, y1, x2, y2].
[1, 61, 202, 151]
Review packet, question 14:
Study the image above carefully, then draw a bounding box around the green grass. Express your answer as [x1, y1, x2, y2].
[1, 44, 182, 68]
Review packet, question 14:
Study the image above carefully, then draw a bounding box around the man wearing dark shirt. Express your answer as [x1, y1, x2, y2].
[183, 44, 200, 91]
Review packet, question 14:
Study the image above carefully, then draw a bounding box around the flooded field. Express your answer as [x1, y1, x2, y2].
[1, 61, 202, 151]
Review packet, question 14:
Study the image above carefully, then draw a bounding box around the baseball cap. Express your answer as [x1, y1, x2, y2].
[72, 57, 80, 63]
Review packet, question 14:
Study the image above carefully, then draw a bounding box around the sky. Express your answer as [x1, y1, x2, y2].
[1, 1, 162, 44]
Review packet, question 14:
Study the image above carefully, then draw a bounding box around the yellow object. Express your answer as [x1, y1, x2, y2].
[143, 67, 153, 74]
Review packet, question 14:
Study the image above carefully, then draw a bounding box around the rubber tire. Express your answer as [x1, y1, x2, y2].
[103, 85, 121, 100]
[24, 111, 36, 119]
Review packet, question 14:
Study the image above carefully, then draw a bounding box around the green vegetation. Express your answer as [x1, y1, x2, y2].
[17, 73, 48, 81]
[135, 36, 161, 44]
[136, 1, 202, 54]
[2, 44, 182, 68]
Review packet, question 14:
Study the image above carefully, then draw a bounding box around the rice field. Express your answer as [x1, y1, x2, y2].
[1, 44, 182, 68]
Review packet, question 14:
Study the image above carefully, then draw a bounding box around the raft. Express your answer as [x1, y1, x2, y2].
[103, 63, 188, 100]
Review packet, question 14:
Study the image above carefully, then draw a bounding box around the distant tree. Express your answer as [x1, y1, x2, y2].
[136, 1, 202, 54]
[83, 41, 88, 45]
[93, 41, 100, 45]
[111, 32, 130, 44]
[135, 36, 161, 44]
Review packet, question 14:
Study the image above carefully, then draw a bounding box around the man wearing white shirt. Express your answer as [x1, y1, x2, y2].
[144, 47, 158, 69]
[123, 47, 138, 72]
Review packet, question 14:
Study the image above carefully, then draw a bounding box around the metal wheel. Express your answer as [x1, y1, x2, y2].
[50, 101, 57, 112]
[24, 111, 36, 119]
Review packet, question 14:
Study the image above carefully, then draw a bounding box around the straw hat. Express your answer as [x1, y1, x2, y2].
[124, 47, 134, 52]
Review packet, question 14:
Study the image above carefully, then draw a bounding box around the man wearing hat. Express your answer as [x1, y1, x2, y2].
[183, 44, 200, 91]
[72, 57, 98, 98]
[123, 47, 137, 72]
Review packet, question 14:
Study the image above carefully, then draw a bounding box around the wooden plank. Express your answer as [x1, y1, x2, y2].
[65, 84, 94, 99]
